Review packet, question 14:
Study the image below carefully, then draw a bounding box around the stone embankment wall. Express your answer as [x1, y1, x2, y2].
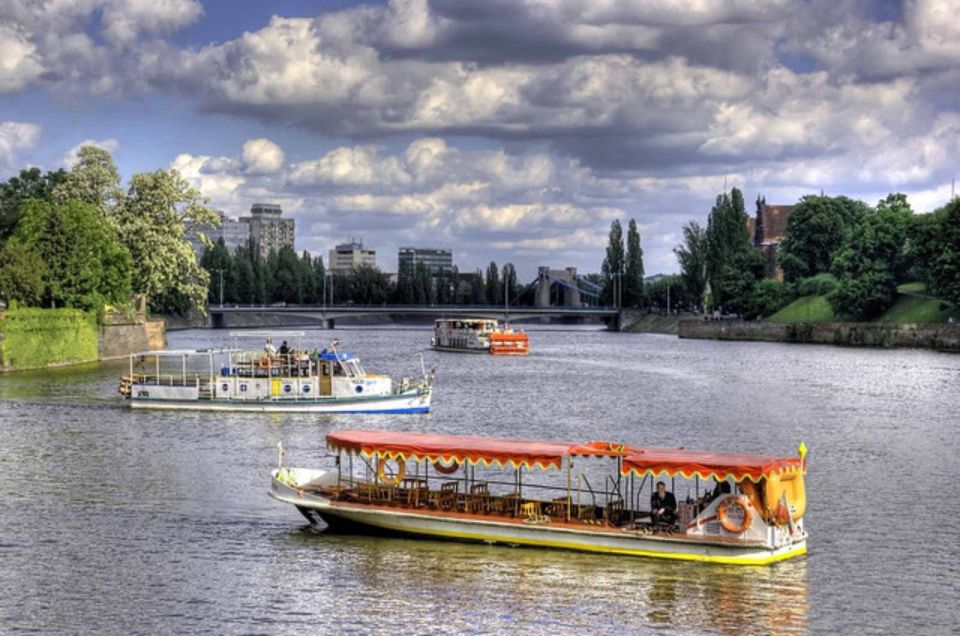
[678, 320, 960, 352]
[99, 320, 166, 360]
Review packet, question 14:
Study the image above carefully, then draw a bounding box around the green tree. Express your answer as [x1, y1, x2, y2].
[200, 239, 237, 305]
[778, 195, 869, 282]
[502, 263, 518, 306]
[395, 261, 415, 304]
[705, 188, 755, 311]
[0, 241, 47, 306]
[601, 219, 624, 305]
[299, 251, 318, 304]
[0, 167, 67, 241]
[624, 219, 644, 307]
[471, 269, 487, 305]
[270, 246, 302, 304]
[486, 261, 501, 305]
[11, 198, 132, 310]
[52, 146, 125, 216]
[828, 194, 912, 319]
[674, 221, 708, 312]
[926, 197, 960, 308]
[118, 169, 220, 313]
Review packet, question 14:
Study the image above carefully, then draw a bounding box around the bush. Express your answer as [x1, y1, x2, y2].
[747, 279, 795, 319]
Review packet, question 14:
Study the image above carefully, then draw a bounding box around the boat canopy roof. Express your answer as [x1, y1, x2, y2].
[326, 429, 805, 479]
[326, 429, 631, 470]
[131, 348, 240, 357]
[621, 448, 803, 483]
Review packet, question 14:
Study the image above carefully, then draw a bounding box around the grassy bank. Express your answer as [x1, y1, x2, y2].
[0, 306, 99, 370]
[627, 313, 682, 334]
[769, 283, 954, 325]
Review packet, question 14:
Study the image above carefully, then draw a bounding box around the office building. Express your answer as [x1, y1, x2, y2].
[241, 203, 295, 259]
[398, 247, 453, 275]
[329, 240, 377, 271]
[186, 211, 253, 257]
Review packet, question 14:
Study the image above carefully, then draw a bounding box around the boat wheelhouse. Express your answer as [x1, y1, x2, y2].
[270, 429, 808, 565]
[431, 318, 529, 355]
[119, 333, 433, 413]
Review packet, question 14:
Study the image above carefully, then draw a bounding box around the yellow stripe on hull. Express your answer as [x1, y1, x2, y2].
[324, 508, 807, 566]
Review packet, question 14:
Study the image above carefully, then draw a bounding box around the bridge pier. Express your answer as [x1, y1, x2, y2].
[210, 311, 225, 329]
[321, 318, 335, 329]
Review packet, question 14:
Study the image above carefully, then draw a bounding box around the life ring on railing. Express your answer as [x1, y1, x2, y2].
[432, 459, 461, 474]
[717, 495, 753, 534]
[257, 356, 270, 370]
[377, 456, 406, 486]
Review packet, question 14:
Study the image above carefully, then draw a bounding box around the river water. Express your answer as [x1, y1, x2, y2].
[1, 326, 958, 634]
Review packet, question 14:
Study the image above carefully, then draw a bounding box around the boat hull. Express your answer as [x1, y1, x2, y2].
[128, 391, 431, 413]
[270, 474, 806, 566]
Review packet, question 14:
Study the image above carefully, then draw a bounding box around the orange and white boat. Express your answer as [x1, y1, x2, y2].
[431, 318, 529, 355]
[270, 429, 808, 565]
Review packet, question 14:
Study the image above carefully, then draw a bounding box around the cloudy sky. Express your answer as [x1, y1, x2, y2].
[1, 0, 957, 279]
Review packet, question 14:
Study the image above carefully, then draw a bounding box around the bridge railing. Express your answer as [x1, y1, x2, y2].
[210, 303, 620, 311]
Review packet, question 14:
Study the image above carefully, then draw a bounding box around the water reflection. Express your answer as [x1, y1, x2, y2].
[280, 528, 808, 634]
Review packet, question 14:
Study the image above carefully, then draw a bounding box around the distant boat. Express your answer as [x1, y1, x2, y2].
[118, 332, 433, 413]
[431, 318, 529, 355]
[270, 429, 808, 565]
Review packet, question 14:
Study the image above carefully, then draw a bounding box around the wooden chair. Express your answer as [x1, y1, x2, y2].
[520, 501, 550, 524]
[604, 499, 625, 526]
[433, 481, 458, 511]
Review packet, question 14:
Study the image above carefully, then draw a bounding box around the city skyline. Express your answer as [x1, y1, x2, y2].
[1, 0, 957, 279]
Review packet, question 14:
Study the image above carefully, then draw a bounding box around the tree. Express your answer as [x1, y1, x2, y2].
[624, 219, 644, 307]
[0, 167, 67, 241]
[471, 268, 487, 305]
[0, 241, 46, 306]
[395, 261, 415, 304]
[502, 263, 518, 306]
[486, 261, 501, 305]
[118, 169, 220, 313]
[601, 219, 624, 306]
[299, 251, 318, 304]
[200, 239, 237, 305]
[10, 198, 131, 310]
[705, 188, 754, 311]
[674, 221, 708, 312]
[828, 194, 911, 319]
[52, 146, 124, 216]
[926, 197, 960, 308]
[271, 246, 303, 304]
[778, 195, 869, 282]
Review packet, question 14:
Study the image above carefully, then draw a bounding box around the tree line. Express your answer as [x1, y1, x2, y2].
[200, 238, 532, 307]
[673, 188, 960, 320]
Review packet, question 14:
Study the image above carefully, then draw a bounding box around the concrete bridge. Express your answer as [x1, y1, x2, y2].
[208, 304, 641, 331]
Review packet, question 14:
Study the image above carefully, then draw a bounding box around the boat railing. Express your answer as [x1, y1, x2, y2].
[131, 373, 206, 387]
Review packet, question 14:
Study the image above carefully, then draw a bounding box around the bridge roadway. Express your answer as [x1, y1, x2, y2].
[208, 304, 629, 330]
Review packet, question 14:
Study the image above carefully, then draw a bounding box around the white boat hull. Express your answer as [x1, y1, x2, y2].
[270, 470, 806, 566]
[128, 390, 432, 413]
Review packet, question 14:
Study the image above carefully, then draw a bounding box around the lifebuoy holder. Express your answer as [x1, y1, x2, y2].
[717, 495, 754, 534]
[432, 459, 461, 475]
[377, 456, 406, 486]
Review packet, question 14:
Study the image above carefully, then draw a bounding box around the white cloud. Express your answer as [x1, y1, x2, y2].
[241, 138, 285, 175]
[0, 121, 41, 172]
[0, 22, 44, 93]
[101, 0, 203, 46]
[60, 138, 119, 168]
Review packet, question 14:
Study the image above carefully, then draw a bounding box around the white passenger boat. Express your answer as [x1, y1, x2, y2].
[431, 318, 529, 355]
[270, 429, 808, 565]
[119, 333, 433, 413]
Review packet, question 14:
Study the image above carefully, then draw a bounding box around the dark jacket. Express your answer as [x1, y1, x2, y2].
[651, 491, 677, 512]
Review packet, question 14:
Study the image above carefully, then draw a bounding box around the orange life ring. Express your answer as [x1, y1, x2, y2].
[432, 459, 461, 474]
[377, 456, 406, 486]
[258, 356, 270, 369]
[717, 495, 753, 534]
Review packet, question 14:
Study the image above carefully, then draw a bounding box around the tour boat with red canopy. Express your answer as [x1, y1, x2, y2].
[270, 429, 808, 565]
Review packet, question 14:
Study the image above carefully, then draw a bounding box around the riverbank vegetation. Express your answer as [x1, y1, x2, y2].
[675, 190, 959, 322]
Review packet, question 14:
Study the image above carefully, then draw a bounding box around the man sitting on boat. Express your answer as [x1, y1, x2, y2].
[651, 481, 677, 526]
